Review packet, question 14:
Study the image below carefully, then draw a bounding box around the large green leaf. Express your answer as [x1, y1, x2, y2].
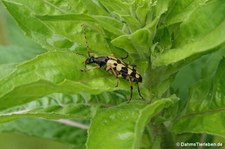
[0, 51, 80, 109]
[0, 51, 133, 110]
[0, 45, 45, 64]
[171, 58, 225, 138]
[164, 0, 205, 26]
[153, 0, 225, 66]
[35, 14, 114, 55]
[2, 0, 106, 51]
[99, 0, 141, 32]
[0, 63, 15, 79]
[2, 0, 122, 54]
[111, 28, 153, 55]
[0, 102, 95, 123]
[0, 3, 46, 64]
[87, 96, 178, 149]
[2, 1, 57, 50]
[0, 90, 131, 125]
[2, 0, 156, 59]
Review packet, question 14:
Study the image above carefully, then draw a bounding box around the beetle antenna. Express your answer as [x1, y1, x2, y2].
[82, 24, 91, 57]
[121, 52, 129, 60]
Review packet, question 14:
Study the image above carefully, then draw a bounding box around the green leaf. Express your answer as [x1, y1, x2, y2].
[135, 1, 151, 25]
[93, 15, 124, 36]
[153, 0, 225, 66]
[174, 0, 225, 47]
[87, 96, 179, 149]
[0, 51, 81, 110]
[171, 58, 225, 138]
[99, 0, 130, 16]
[187, 59, 225, 113]
[130, 28, 153, 54]
[0, 102, 95, 123]
[155, 0, 170, 17]
[0, 63, 16, 79]
[2, 1, 57, 50]
[111, 35, 136, 53]
[0, 51, 132, 110]
[0, 118, 87, 148]
[0, 4, 46, 64]
[0, 45, 45, 64]
[0, 91, 131, 124]
[164, 0, 203, 26]
[2, 93, 132, 125]
[2, 0, 103, 52]
[1, 6, 43, 49]
[36, 14, 119, 55]
[111, 28, 153, 60]
[2, 0, 122, 54]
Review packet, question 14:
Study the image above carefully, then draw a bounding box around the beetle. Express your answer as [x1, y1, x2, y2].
[82, 53, 144, 102]
[80, 25, 144, 102]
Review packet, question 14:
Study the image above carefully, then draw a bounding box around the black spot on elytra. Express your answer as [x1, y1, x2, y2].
[114, 63, 117, 66]
[121, 67, 128, 78]
[138, 75, 142, 82]
[117, 59, 121, 63]
[130, 71, 136, 77]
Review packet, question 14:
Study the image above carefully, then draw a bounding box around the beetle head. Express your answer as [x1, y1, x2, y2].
[85, 56, 95, 65]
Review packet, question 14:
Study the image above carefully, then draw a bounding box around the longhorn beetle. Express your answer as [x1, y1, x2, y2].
[80, 26, 144, 102]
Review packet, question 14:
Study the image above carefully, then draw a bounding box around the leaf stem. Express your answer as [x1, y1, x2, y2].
[55, 119, 89, 129]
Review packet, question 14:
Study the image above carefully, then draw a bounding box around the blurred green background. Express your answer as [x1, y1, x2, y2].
[0, 133, 73, 149]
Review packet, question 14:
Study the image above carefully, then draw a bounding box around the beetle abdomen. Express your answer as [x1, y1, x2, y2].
[105, 56, 142, 83]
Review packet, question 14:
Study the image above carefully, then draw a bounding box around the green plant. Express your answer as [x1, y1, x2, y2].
[0, 0, 225, 149]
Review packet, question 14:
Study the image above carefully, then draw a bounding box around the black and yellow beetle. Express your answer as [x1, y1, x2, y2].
[80, 25, 144, 102]
[82, 53, 144, 102]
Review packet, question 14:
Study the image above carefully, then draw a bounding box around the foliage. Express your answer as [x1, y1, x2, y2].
[0, 0, 225, 148]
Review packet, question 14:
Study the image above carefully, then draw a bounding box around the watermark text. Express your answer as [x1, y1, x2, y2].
[176, 142, 223, 147]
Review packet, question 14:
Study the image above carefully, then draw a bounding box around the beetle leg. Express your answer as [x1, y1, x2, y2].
[121, 53, 128, 60]
[106, 65, 111, 71]
[128, 77, 133, 103]
[110, 67, 120, 87]
[136, 82, 144, 100]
